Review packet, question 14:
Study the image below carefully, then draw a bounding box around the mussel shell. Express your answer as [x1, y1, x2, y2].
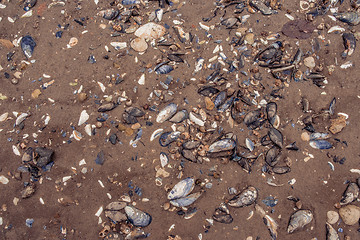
[155, 64, 174, 74]
[24, 0, 37, 11]
[156, 103, 177, 123]
[263, 215, 278, 240]
[213, 208, 233, 224]
[265, 147, 281, 167]
[342, 33, 356, 57]
[99, 9, 119, 20]
[268, 128, 283, 148]
[168, 54, 184, 62]
[340, 182, 360, 205]
[181, 149, 197, 162]
[309, 140, 332, 149]
[221, 17, 239, 28]
[228, 186, 257, 208]
[326, 222, 340, 240]
[335, 12, 360, 26]
[21, 35, 36, 59]
[218, 97, 234, 112]
[208, 138, 236, 153]
[34, 147, 54, 168]
[168, 177, 195, 200]
[244, 110, 261, 127]
[170, 192, 202, 207]
[22, 147, 34, 163]
[125, 107, 145, 117]
[124, 206, 152, 227]
[249, 0, 276, 15]
[123, 112, 138, 124]
[168, 109, 188, 123]
[214, 91, 227, 108]
[198, 86, 220, 96]
[98, 102, 116, 112]
[266, 102, 277, 122]
[287, 210, 313, 234]
[182, 141, 200, 150]
[159, 131, 180, 147]
[272, 166, 291, 174]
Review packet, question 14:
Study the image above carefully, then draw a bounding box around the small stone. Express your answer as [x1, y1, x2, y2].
[236, 27, 247, 36]
[95, 151, 105, 165]
[244, 33, 255, 44]
[95, 122, 103, 128]
[339, 205, 360, 225]
[131, 123, 141, 130]
[109, 134, 118, 145]
[205, 97, 215, 110]
[21, 185, 36, 198]
[117, 123, 127, 131]
[31, 89, 41, 99]
[0, 175, 9, 184]
[78, 92, 87, 102]
[99, 24, 107, 29]
[301, 132, 310, 141]
[9, 78, 19, 86]
[329, 115, 346, 134]
[304, 56, 315, 69]
[163, 202, 170, 211]
[327, 211, 339, 225]
[125, 128, 134, 136]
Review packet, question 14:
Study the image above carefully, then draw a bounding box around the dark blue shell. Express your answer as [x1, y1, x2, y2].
[309, 140, 332, 149]
[155, 64, 174, 74]
[159, 131, 180, 147]
[218, 97, 234, 112]
[214, 91, 227, 108]
[21, 36, 36, 59]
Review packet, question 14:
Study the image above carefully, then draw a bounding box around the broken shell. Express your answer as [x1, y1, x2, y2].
[309, 140, 332, 149]
[105, 202, 127, 223]
[124, 206, 152, 227]
[169, 110, 188, 123]
[213, 206, 233, 224]
[78, 110, 89, 126]
[326, 222, 340, 240]
[150, 128, 163, 141]
[263, 215, 278, 240]
[21, 35, 36, 59]
[98, 9, 119, 20]
[340, 183, 360, 205]
[159, 131, 180, 147]
[168, 177, 195, 200]
[228, 186, 257, 208]
[287, 210, 313, 234]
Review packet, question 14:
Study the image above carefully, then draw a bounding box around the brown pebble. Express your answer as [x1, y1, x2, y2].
[205, 97, 215, 110]
[31, 89, 41, 99]
[125, 128, 134, 136]
[11, 78, 18, 85]
[131, 123, 141, 130]
[78, 92, 87, 102]
[163, 202, 170, 211]
[95, 122, 103, 128]
[117, 123, 126, 131]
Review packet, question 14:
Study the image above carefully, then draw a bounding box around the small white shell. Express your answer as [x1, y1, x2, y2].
[84, 124, 92, 136]
[0, 175, 9, 185]
[15, 112, 29, 126]
[189, 112, 205, 126]
[12, 145, 20, 156]
[138, 74, 145, 85]
[78, 110, 89, 126]
[0, 112, 8, 122]
[150, 129, 163, 141]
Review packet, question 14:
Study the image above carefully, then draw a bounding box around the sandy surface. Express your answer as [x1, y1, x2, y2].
[0, 0, 360, 239]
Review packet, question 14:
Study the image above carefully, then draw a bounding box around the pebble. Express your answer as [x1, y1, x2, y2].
[339, 205, 360, 225]
[78, 92, 87, 102]
[31, 89, 41, 99]
[0, 175, 9, 184]
[304, 56, 315, 69]
[327, 210, 339, 224]
[205, 97, 215, 110]
[301, 132, 310, 141]
[244, 33, 255, 45]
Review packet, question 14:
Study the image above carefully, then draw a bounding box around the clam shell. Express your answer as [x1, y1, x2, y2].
[156, 103, 177, 123]
[167, 177, 195, 200]
[340, 182, 359, 205]
[131, 37, 148, 52]
[135, 22, 166, 40]
[125, 206, 152, 227]
[170, 192, 202, 207]
[228, 186, 257, 208]
[287, 210, 313, 233]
